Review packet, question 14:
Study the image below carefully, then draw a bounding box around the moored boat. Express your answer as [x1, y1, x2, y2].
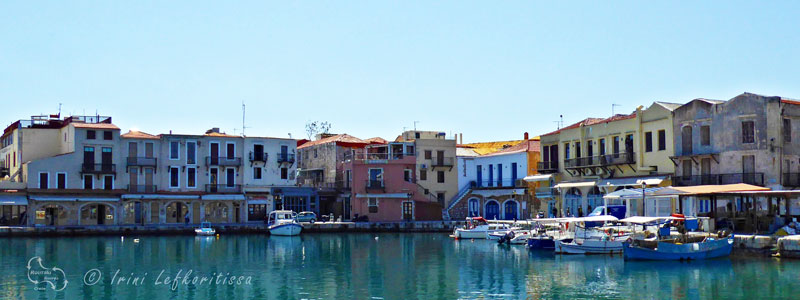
[453, 217, 511, 239]
[268, 210, 303, 236]
[621, 216, 734, 260]
[195, 222, 215, 236]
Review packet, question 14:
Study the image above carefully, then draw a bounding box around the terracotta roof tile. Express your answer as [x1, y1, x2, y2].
[297, 134, 369, 149]
[121, 130, 160, 140]
[540, 113, 636, 137]
[204, 132, 240, 138]
[72, 123, 120, 130]
[364, 137, 388, 144]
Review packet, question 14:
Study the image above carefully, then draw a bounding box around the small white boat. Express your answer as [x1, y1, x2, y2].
[487, 227, 523, 240]
[553, 215, 627, 254]
[195, 222, 215, 236]
[453, 217, 512, 239]
[268, 210, 303, 236]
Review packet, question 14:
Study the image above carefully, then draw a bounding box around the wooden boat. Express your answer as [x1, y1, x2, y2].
[268, 210, 303, 236]
[621, 216, 734, 260]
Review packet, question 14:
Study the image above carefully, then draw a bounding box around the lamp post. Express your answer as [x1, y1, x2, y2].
[641, 183, 646, 216]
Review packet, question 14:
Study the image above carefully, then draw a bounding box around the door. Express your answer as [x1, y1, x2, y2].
[97, 205, 106, 225]
[129, 167, 138, 192]
[209, 168, 218, 192]
[104, 176, 113, 190]
[504, 201, 518, 220]
[488, 165, 494, 187]
[101, 147, 113, 171]
[682, 126, 693, 155]
[128, 142, 137, 158]
[701, 158, 711, 184]
[511, 163, 517, 185]
[402, 202, 413, 221]
[497, 164, 503, 186]
[280, 145, 288, 161]
[144, 168, 154, 190]
[226, 143, 235, 160]
[625, 134, 634, 161]
[84, 147, 95, 168]
[134, 202, 143, 225]
[587, 142, 594, 165]
[145, 143, 154, 158]
[476, 165, 482, 187]
[485, 202, 499, 220]
[226, 168, 235, 187]
[210, 143, 220, 165]
[437, 150, 444, 166]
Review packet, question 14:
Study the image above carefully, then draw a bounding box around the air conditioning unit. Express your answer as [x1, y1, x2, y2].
[420, 164, 428, 169]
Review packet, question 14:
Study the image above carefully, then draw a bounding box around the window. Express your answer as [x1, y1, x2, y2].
[87, 130, 96, 140]
[437, 171, 445, 183]
[39, 172, 48, 189]
[599, 139, 606, 155]
[254, 167, 262, 179]
[701, 126, 710, 146]
[645, 132, 653, 152]
[419, 170, 427, 181]
[612, 136, 620, 155]
[404, 169, 412, 182]
[368, 198, 378, 213]
[103, 131, 112, 140]
[784, 118, 792, 142]
[281, 167, 288, 179]
[170, 167, 180, 188]
[226, 143, 235, 159]
[57, 173, 66, 189]
[575, 142, 581, 158]
[436, 192, 445, 206]
[253, 144, 265, 161]
[564, 143, 570, 159]
[657, 130, 666, 151]
[742, 121, 755, 144]
[314, 149, 318, 158]
[83, 175, 93, 190]
[424, 150, 432, 159]
[103, 175, 114, 190]
[187, 168, 196, 188]
[415, 132, 420, 139]
[170, 141, 180, 160]
[186, 141, 196, 164]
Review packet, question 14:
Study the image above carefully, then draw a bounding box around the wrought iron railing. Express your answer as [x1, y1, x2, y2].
[672, 173, 764, 186]
[205, 184, 242, 193]
[205, 156, 242, 166]
[126, 157, 157, 167]
[81, 163, 116, 174]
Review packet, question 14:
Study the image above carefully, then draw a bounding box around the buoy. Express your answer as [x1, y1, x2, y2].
[374, 236, 379, 240]
[133, 239, 140, 243]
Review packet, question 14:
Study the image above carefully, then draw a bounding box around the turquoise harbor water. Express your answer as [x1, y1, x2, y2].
[1, 233, 799, 300]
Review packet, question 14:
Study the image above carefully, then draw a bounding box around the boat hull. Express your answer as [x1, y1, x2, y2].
[195, 229, 215, 236]
[269, 223, 303, 236]
[555, 239, 623, 254]
[623, 236, 734, 260]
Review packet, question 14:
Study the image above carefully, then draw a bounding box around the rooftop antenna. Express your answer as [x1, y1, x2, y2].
[612, 104, 622, 116]
[413, 121, 419, 131]
[241, 102, 249, 137]
[58, 103, 62, 118]
[553, 115, 564, 129]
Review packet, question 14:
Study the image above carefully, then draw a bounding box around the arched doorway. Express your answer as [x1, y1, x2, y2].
[468, 198, 480, 217]
[204, 202, 229, 223]
[123, 201, 145, 225]
[485, 200, 499, 220]
[587, 186, 604, 214]
[166, 201, 190, 224]
[565, 188, 582, 217]
[37, 205, 67, 226]
[503, 200, 519, 220]
[80, 203, 115, 225]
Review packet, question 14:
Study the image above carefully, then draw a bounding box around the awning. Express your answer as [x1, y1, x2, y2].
[201, 194, 246, 201]
[652, 183, 770, 196]
[597, 176, 666, 188]
[0, 195, 27, 205]
[355, 193, 410, 199]
[620, 216, 678, 224]
[524, 174, 553, 182]
[29, 196, 118, 202]
[121, 194, 200, 200]
[247, 199, 269, 205]
[553, 180, 596, 189]
[603, 188, 664, 199]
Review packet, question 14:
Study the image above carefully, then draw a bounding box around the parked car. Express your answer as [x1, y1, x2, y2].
[296, 212, 317, 223]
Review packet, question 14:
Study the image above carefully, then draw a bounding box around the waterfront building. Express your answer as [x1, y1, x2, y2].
[448, 133, 540, 220]
[537, 102, 679, 217]
[297, 133, 374, 220]
[343, 142, 442, 221]
[671, 92, 800, 218]
[242, 135, 306, 222]
[395, 131, 458, 219]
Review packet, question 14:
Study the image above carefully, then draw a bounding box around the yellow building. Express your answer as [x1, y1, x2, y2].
[536, 102, 679, 217]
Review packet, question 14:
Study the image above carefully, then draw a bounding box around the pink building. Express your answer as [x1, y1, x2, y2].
[345, 142, 443, 222]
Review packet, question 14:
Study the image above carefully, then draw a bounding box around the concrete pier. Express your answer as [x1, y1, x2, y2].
[732, 234, 778, 256]
[778, 235, 800, 258]
[0, 221, 463, 237]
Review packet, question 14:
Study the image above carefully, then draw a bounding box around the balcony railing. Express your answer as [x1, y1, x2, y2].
[430, 157, 455, 168]
[535, 187, 559, 198]
[249, 152, 268, 163]
[81, 163, 116, 174]
[365, 180, 384, 190]
[672, 173, 765, 186]
[537, 161, 559, 173]
[351, 152, 416, 161]
[127, 157, 157, 167]
[564, 152, 636, 169]
[473, 179, 526, 189]
[128, 185, 157, 193]
[205, 156, 242, 166]
[277, 153, 295, 163]
[784, 173, 800, 188]
[205, 184, 242, 193]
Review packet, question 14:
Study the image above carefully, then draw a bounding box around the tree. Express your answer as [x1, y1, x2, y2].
[305, 121, 332, 139]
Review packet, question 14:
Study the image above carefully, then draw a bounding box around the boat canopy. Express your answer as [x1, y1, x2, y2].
[603, 188, 663, 199]
[597, 176, 666, 188]
[620, 216, 678, 224]
[573, 215, 619, 223]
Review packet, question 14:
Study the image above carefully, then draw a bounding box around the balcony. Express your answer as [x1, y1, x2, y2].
[365, 180, 385, 191]
[784, 173, 800, 188]
[0, 167, 8, 177]
[128, 185, 158, 193]
[205, 156, 242, 167]
[535, 187, 559, 198]
[672, 173, 765, 186]
[81, 163, 116, 175]
[205, 184, 242, 193]
[350, 152, 416, 164]
[430, 157, 455, 168]
[127, 157, 157, 167]
[249, 151, 268, 163]
[537, 161, 559, 174]
[277, 153, 295, 164]
[473, 179, 526, 189]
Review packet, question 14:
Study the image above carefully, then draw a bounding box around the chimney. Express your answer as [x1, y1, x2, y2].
[206, 127, 221, 134]
[459, 133, 463, 144]
[524, 132, 529, 140]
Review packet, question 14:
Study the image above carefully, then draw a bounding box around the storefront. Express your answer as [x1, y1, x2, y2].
[0, 194, 28, 226]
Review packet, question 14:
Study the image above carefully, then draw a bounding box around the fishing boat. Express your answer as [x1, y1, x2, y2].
[553, 215, 627, 254]
[526, 220, 574, 250]
[268, 210, 303, 236]
[195, 222, 215, 236]
[453, 217, 512, 239]
[621, 216, 734, 260]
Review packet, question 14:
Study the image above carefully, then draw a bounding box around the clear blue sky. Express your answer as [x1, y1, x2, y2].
[2, 1, 799, 143]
